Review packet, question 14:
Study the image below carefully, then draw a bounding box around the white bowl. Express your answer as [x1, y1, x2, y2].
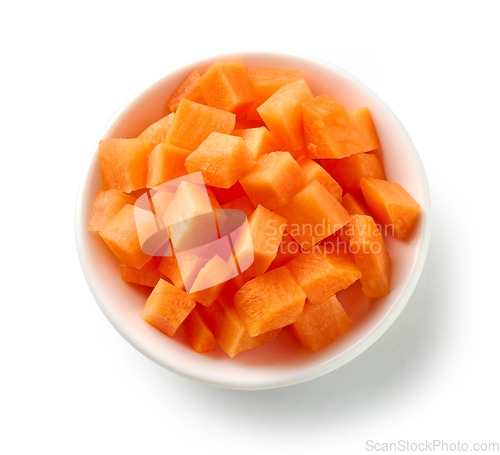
[75, 50, 431, 390]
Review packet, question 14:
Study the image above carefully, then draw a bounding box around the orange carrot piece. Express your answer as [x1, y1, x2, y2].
[342, 193, 371, 216]
[302, 94, 362, 159]
[246, 67, 305, 120]
[165, 99, 235, 151]
[286, 247, 361, 305]
[234, 266, 306, 336]
[239, 151, 306, 210]
[120, 256, 167, 288]
[274, 180, 351, 250]
[141, 279, 195, 337]
[291, 296, 353, 352]
[348, 107, 381, 152]
[349, 215, 391, 297]
[88, 190, 136, 232]
[99, 136, 151, 193]
[182, 306, 217, 353]
[99, 204, 162, 269]
[257, 79, 313, 151]
[231, 127, 279, 159]
[185, 132, 255, 188]
[198, 61, 256, 116]
[146, 143, 191, 188]
[360, 178, 420, 240]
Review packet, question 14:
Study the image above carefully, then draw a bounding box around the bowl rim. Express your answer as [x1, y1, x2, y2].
[75, 49, 431, 390]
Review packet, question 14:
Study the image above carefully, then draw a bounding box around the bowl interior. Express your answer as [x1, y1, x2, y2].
[76, 51, 431, 390]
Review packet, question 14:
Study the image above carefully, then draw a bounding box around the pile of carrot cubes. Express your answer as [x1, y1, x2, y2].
[88, 60, 421, 357]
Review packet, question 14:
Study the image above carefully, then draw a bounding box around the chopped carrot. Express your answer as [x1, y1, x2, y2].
[302, 94, 362, 159]
[165, 99, 235, 151]
[360, 177, 420, 240]
[257, 79, 313, 151]
[198, 61, 256, 116]
[239, 151, 306, 210]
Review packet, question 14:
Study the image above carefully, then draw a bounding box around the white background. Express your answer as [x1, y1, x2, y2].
[1, 1, 499, 454]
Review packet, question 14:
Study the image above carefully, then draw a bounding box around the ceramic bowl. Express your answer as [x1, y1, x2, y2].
[75, 50, 431, 390]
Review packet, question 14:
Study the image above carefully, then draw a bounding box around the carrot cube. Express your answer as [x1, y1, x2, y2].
[360, 178, 421, 240]
[342, 193, 371, 216]
[166, 71, 202, 113]
[87, 189, 136, 232]
[274, 180, 351, 250]
[233, 205, 287, 278]
[291, 296, 354, 352]
[198, 61, 256, 116]
[182, 306, 217, 353]
[286, 251, 338, 305]
[200, 294, 280, 358]
[297, 156, 342, 202]
[139, 112, 175, 149]
[99, 204, 163, 269]
[146, 143, 191, 188]
[120, 256, 166, 288]
[185, 132, 255, 188]
[257, 79, 313, 151]
[231, 127, 279, 159]
[246, 67, 305, 120]
[349, 215, 391, 297]
[165, 99, 235, 151]
[302, 94, 362, 159]
[239, 151, 306, 210]
[234, 266, 306, 336]
[141, 279, 195, 337]
[286, 246, 361, 305]
[348, 107, 381, 152]
[321, 152, 386, 196]
[99, 136, 151, 193]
